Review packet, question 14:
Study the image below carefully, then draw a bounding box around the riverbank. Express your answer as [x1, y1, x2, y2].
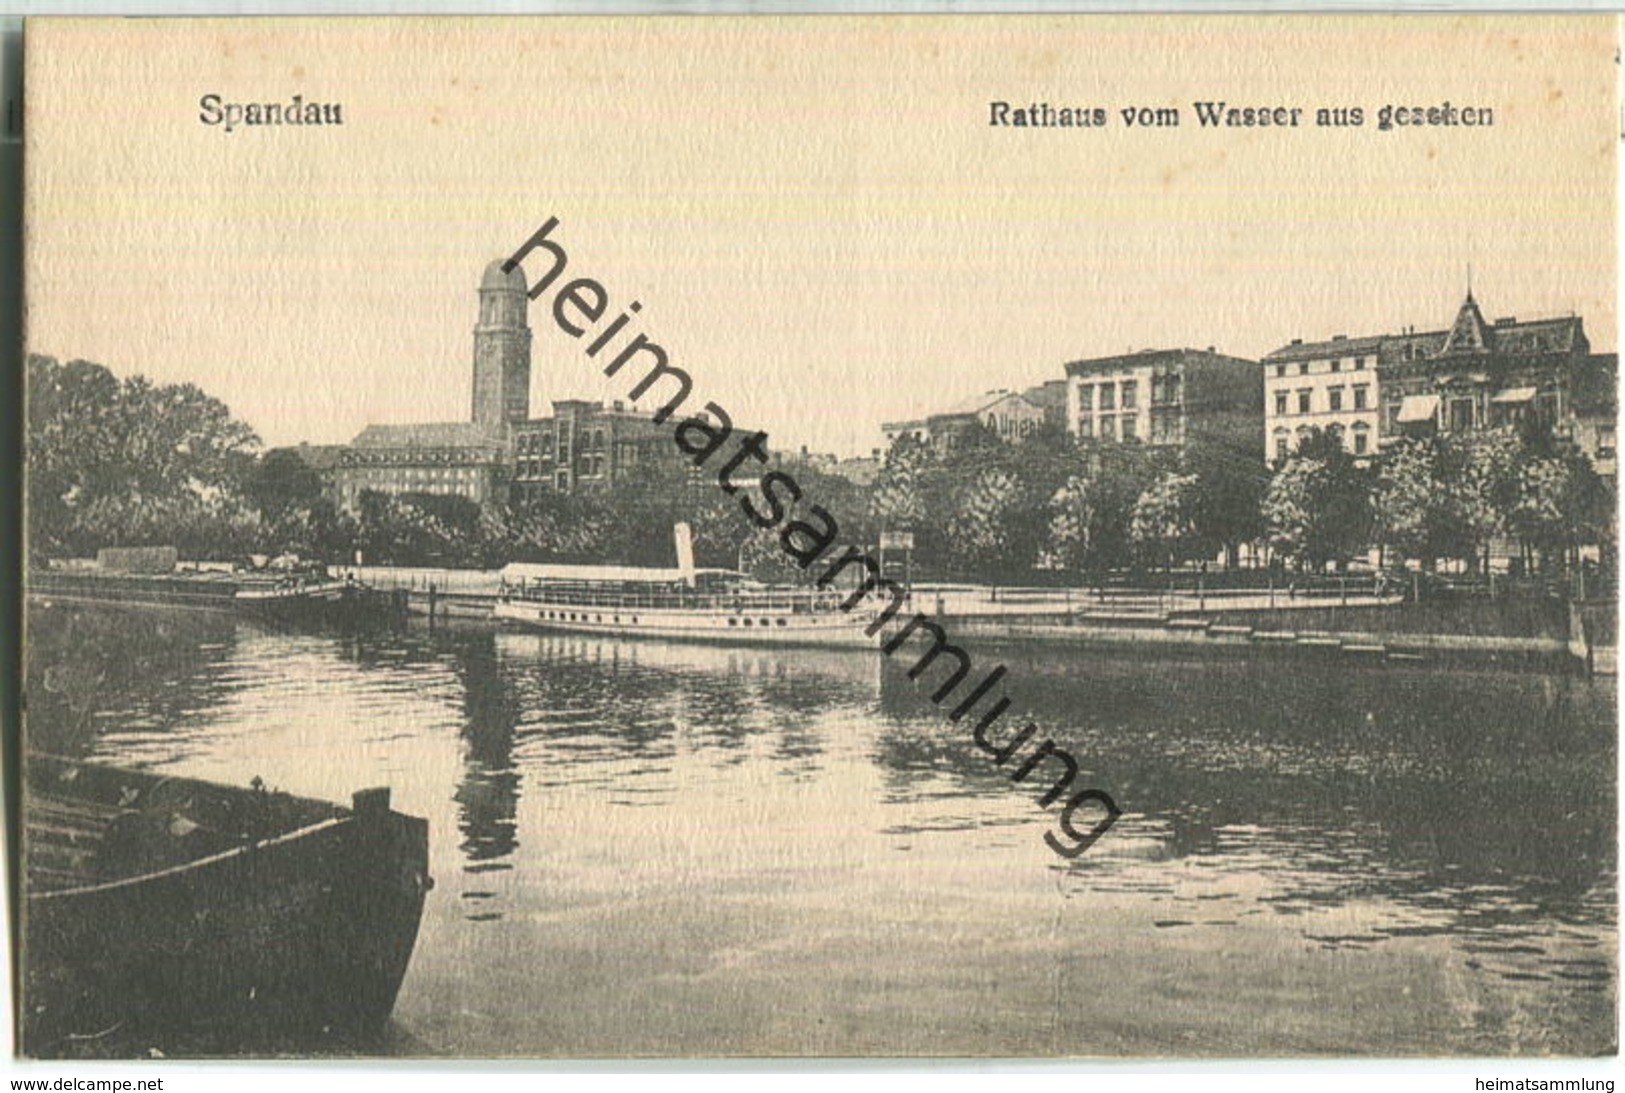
[255, 565, 1624, 673]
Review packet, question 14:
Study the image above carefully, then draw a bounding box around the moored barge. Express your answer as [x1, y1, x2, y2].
[29, 555, 388, 624]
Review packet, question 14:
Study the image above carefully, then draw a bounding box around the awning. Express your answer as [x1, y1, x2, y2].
[1395, 394, 1440, 424]
[1491, 386, 1538, 404]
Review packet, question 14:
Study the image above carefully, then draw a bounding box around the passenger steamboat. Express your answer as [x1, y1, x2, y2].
[493, 524, 885, 648]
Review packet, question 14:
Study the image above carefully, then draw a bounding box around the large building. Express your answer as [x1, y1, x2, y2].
[1260, 335, 1382, 460]
[881, 388, 1051, 454]
[334, 422, 508, 512]
[328, 260, 677, 513]
[509, 398, 671, 503]
[1263, 292, 1617, 475]
[1063, 348, 1262, 455]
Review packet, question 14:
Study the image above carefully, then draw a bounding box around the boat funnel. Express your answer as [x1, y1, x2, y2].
[674, 522, 697, 588]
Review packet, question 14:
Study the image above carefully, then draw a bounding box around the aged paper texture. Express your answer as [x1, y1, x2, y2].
[17, 15, 1619, 1058]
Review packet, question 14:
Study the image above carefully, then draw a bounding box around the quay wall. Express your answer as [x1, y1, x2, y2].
[943, 610, 1580, 672]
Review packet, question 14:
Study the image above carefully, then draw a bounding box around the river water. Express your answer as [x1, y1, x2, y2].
[23, 601, 1618, 1056]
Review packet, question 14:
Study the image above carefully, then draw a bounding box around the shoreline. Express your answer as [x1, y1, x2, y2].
[27, 572, 1611, 676]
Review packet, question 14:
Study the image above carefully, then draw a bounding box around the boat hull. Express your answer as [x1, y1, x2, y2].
[22, 762, 430, 1056]
[493, 597, 882, 648]
[27, 571, 393, 627]
[28, 571, 240, 612]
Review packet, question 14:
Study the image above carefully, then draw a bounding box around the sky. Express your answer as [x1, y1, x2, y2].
[22, 14, 1618, 457]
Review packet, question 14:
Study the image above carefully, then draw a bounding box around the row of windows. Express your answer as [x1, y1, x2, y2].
[1273, 384, 1371, 416]
[342, 450, 491, 467]
[342, 468, 484, 483]
[515, 453, 611, 479]
[533, 608, 795, 630]
[1272, 356, 1370, 377]
[538, 609, 642, 625]
[1382, 395, 1559, 433]
[1076, 413, 1138, 442]
[1076, 380, 1137, 412]
[1273, 422, 1371, 458]
[515, 428, 611, 454]
[338, 479, 485, 502]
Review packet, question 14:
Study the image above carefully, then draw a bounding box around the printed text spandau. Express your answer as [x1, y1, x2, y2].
[198, 93, 344, 133]
[990, 100, 1494, 130]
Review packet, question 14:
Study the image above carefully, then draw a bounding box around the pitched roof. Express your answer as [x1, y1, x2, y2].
[1064, 347, 1257, 375]
[1441, 291, 1492, 354]
[274, 443, 349, 471]
[1268, 299, 1586, 364]
[1262, 335, 1386, 362]
[930, 389, 1039, 419]
[1481, 316, 1585, 356]
[1022, 381, 1069, 409]
[350, 421, 505, 450]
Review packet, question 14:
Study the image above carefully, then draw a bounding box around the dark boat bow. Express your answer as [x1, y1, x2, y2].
[22, 757, 431, 1056]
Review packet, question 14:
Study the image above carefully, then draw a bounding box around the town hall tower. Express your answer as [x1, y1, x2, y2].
[471, 259, 532, 427]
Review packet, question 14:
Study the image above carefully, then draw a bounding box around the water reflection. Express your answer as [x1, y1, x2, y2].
[21, 602, 1618, 1056]
[25, 602, 243, 756]
[453, 634, 521, 916]
[872, 642, 1614, 973]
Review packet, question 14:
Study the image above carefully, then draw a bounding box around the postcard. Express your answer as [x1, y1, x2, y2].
[16, 14, 1618, 1059]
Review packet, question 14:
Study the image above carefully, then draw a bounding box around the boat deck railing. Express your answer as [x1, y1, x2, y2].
[500, 584, 853, 614]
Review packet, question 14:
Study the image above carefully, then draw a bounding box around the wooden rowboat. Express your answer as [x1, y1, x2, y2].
[21, 755, 432, 1056]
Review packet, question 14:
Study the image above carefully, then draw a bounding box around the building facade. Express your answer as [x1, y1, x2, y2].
[334, 422, 508, 512]
[1021, 380, 1069, 430]
[510, 399, 672, 502]
[1263, 293, 1616, 477]
[882, 389, 1048, 454]
[1260, 335, 1382, 461]
[1064, 348, 1262, 454]
[327, 260, 687, 514]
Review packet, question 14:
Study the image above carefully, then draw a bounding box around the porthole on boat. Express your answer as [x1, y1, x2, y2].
[743, 618, 753, 626]
[776, 618, 787, 627]
[759, 618, 770, 627]
[728, 618, 738, 626]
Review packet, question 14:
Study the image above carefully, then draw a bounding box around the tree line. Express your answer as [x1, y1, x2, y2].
[27, 355, 1615, 582]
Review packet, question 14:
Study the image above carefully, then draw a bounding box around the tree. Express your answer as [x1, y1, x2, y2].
[1263, 427, 1372, 571]
[504, 488, 622, 565]
[27, 355, 262, 559]
[871, 434, 934, 531]
[1182, 438, 1268, 567]
[1371, 436, 1452, 569]
[1504, 442, 1606, 573]
[1131, 471, 1199, 570]
[246, 449, 327, 526]
[1447, 428, 1520, 575]
[946, 464, 1025, 579]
